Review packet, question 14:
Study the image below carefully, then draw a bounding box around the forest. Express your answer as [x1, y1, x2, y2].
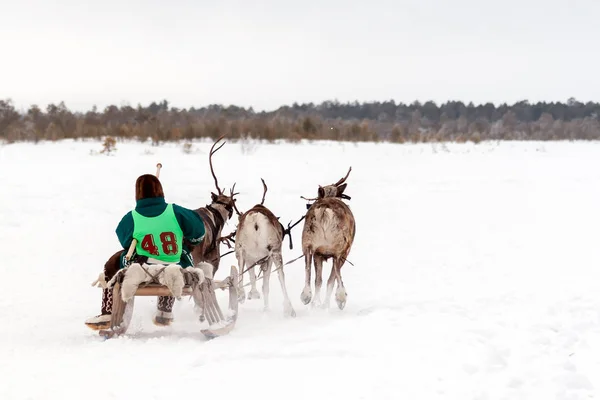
[1, 97, 599, 144]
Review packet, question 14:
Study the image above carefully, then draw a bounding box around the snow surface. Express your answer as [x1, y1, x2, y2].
[2, 138, 600, 400]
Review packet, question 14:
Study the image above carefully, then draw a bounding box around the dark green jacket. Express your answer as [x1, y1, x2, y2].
[116, 196, 205, 268]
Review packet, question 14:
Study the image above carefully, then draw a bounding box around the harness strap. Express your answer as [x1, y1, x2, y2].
[206, 204, 225, 231]
[197, 208, 219, 253]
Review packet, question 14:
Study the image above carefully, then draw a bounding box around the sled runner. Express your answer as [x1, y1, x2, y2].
[98, 264, 239, 340]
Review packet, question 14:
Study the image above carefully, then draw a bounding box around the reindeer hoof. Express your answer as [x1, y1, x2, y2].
[300, 289, 312, 305]
[336, 290, 347, 310]
[284, 303, 296, 317]
[248, 290, 261, 300]
[310, 299, 322, 308]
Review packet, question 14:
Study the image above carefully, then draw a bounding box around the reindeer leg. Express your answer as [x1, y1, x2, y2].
[312, 255, 324, 307]
[333, 257, 347, 310]
[247, 263, 261, 300]
[261, 259, 271, 312]
[236, 253, 246, 304]
[323, 262, 337, 309]
[273, 252, 296, 317]
[300, 252, 313, 305]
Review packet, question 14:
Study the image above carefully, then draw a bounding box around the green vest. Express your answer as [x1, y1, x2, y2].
[131, 203, 184, 263]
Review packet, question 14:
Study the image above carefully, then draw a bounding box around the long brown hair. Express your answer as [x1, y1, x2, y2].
[135, 174, 164, 201]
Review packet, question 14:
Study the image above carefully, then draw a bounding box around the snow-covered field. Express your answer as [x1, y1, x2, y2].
[2, 138, 600, 400]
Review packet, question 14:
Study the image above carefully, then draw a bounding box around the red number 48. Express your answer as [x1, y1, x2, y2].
[140, 232, 178, 256]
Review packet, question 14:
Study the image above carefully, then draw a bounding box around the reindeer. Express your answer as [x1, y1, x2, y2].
[188, 136, 239, 277]
[300, 167, 355, 310]
[233, 178, 301, 317]
[164, 135, 242, 324]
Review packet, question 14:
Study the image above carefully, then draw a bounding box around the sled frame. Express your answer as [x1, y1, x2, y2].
[100, 265, 239, 339]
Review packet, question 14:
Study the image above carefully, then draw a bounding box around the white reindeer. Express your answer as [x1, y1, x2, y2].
[233, 179, 301, 317]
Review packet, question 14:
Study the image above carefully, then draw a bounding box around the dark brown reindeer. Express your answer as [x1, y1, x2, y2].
[300, 167, 356, 310]
[188, 136, 239, 277]
[181, 135, 241, 323]
[233, 178, 301, 317]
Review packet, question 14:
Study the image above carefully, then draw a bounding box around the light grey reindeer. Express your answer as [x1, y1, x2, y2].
[232, 179, 303, 317]
[300, 167, 356, 310]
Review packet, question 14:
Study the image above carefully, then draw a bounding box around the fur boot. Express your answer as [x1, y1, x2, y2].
[84, 288, 113, 330]
[154, 296, 175, 326]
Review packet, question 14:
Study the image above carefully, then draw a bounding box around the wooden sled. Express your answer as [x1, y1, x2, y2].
[99, 265, 239, 340]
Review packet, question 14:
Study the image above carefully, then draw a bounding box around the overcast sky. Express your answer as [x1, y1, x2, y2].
[1, 0, 599, 112]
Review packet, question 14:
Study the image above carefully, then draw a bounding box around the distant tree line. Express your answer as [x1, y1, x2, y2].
[1, 97, 600, 144]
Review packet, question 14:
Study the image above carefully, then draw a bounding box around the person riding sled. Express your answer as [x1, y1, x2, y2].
[85, 173, 206, 330]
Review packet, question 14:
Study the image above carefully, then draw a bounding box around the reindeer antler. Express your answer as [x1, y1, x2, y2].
[334, 166, 352, 186]
[209, 135, 226, 195]
[300, 195, 318, 202]
[300, 167, 353, 204]
[230, 182, 240, 198]
[260, 178, 268, 205]
[230, 183, 242, 216]
[300, 195, 318, 209]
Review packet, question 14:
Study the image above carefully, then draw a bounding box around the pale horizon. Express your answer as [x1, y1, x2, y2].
[2, 0, 599, 113]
